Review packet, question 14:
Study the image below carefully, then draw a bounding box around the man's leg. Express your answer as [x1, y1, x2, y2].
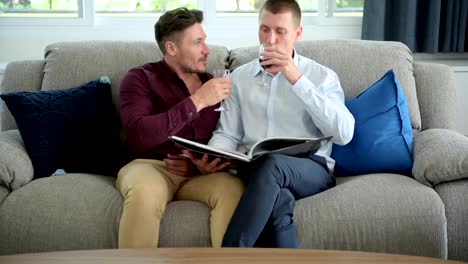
[222, 154, 334, 248]
[175, 172, 244, 247]
[116, 159, 186, 248]
[253, 188, 295, 248]
[266, 188, 298, 248]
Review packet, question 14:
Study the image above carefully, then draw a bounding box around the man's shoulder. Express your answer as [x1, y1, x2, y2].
[230, 59, 258, 77]
[127, 61, 160, 75]
[298, 55, 337, 78]
[121, 61, 164, 84]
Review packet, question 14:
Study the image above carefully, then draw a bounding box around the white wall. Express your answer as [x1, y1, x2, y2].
[454, 71, 468, 135]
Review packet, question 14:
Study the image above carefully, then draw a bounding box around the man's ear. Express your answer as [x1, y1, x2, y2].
[166, 41, 177, 56]
[295, 25, 303, 41]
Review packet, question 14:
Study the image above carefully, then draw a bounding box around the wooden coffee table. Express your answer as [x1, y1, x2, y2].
[0, 248, 464, 264]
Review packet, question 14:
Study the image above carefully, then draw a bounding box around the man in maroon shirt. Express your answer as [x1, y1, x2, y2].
[116, 7, 244, 248]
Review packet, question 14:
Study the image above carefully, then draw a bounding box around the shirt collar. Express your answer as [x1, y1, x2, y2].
[160, 58, 179, 81]
[160, 58, 211, 84]
[252, 48, 299, 77]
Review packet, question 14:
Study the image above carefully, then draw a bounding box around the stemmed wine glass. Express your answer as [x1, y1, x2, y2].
[258, 43, 270, 87]
[211, 69, 231, 112]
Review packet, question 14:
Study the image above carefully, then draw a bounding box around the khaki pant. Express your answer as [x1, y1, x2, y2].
[116, 159, 244, 248]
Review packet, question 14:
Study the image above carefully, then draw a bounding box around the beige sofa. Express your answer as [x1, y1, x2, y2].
[0, 40, 467, 261]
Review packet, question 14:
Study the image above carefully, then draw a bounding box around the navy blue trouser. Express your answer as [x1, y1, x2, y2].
[222, 153, 335, 248]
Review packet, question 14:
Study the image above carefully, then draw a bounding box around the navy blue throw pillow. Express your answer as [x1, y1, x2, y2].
[0, 78, 121, 179]
[331, 70, 413, 176]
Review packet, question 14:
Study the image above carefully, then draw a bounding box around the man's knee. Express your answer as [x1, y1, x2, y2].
[209, 172, 245, 198]
[123, 183, 169, 215]
[247, 154, 286, 184]
[117, 161, 170, 213]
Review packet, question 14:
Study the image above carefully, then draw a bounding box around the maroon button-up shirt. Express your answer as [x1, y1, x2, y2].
[120, 60, 219, 160]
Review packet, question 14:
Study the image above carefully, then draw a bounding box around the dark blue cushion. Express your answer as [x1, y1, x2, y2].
[0, 79, 121, 179]
[331, 70, 413, 176]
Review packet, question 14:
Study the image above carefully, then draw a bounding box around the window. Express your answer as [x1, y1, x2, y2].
[333, 0, 364, 17]
[0, 0, 93, 25]
[0, 0, 363, 26]
[0, 0, 79, 18]
[215, 0, 363, 17]
[216, 0, 318, 13]
[95, 0, 197, 16]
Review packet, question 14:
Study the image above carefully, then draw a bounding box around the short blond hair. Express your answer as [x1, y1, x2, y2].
[259, 0, 301, 27]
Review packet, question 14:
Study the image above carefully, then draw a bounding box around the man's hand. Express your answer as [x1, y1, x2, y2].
[260, 45, 302, 85]
[190, 77, 231, 112]
[182, 150, 232, 175]
[164, 154, 198, 177]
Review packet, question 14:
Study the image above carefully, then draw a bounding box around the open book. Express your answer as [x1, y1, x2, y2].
[169, 135, 332, 162]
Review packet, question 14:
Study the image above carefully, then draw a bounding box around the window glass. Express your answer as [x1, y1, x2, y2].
[334, 0, 364, 16]
[95, 0, 197, 14]
[216, 0, 319, 13]
[215, 0, 363, 17]
[0, 0, 78, 18]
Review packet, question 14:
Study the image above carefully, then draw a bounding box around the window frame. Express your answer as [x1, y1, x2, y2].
[0, 0, 362, 27]
[0, 0, 362, 28]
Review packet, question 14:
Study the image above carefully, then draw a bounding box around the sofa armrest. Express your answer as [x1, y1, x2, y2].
[0, 130, 34, 191]
[1, 60, 45, 132]
[414, 62, 457, 131]
[413, 129, 468, 186]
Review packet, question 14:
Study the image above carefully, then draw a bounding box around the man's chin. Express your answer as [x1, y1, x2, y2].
[193, 66, 208, 73]
[182, 66, 207, 74]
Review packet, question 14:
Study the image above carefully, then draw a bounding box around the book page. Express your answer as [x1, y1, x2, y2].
[248, 136, 332, 159]
[169, 136, 251, 162]
[248, 137, 321, 156]
[170, 136, 332, 163]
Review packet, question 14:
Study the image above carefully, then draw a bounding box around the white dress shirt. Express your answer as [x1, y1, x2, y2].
[208, 51, 355, 171]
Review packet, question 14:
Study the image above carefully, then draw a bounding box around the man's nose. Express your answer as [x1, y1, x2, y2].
[267, 32, 276, 45]
[203, 43, 210, 54]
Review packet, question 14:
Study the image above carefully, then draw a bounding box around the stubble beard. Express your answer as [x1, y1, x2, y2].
[181, 63, 206, 74]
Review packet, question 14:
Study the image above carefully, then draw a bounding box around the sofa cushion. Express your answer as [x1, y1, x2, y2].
[0, 174, 211, 254]
[295, 174, 446, 258]
[41, 41, 229, 113]
[435, 179, 468, 261]
[0, 185, 9, 206]
[331, 70, 413, 176]
[229, 39, 421, 130]
[0, 130, 34, 190]
[0, 60, 45, 131]
[159, 201, 211, 247]
[0, 78, 120, 179]
[0, 174, 123, 254]
[413, 129, 468, 186]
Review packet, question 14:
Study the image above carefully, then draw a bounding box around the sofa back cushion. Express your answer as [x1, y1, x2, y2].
[42, 41, 229, 112]
[1, 78, 121, 179]
[40, 41, 229, 146]
[229, 39, 421, 130]
[1, 61, 45, 132]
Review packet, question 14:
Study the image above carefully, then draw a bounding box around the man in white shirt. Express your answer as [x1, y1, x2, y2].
[186, 0, 354, 248]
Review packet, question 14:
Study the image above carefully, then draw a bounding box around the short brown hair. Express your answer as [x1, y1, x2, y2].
[154, 7, 203, 54]
[259, 0, 302, 27]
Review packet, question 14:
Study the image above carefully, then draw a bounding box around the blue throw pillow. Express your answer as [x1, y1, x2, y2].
[0, 78, 121, 179]
[331, 70, 413, 176]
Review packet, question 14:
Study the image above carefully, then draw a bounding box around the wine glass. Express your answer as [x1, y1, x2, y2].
[257, 43, 270, 87]
[211, 69, 231, 112]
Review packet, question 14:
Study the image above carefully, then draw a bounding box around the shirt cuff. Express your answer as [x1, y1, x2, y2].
[172, 97, 200, 130]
